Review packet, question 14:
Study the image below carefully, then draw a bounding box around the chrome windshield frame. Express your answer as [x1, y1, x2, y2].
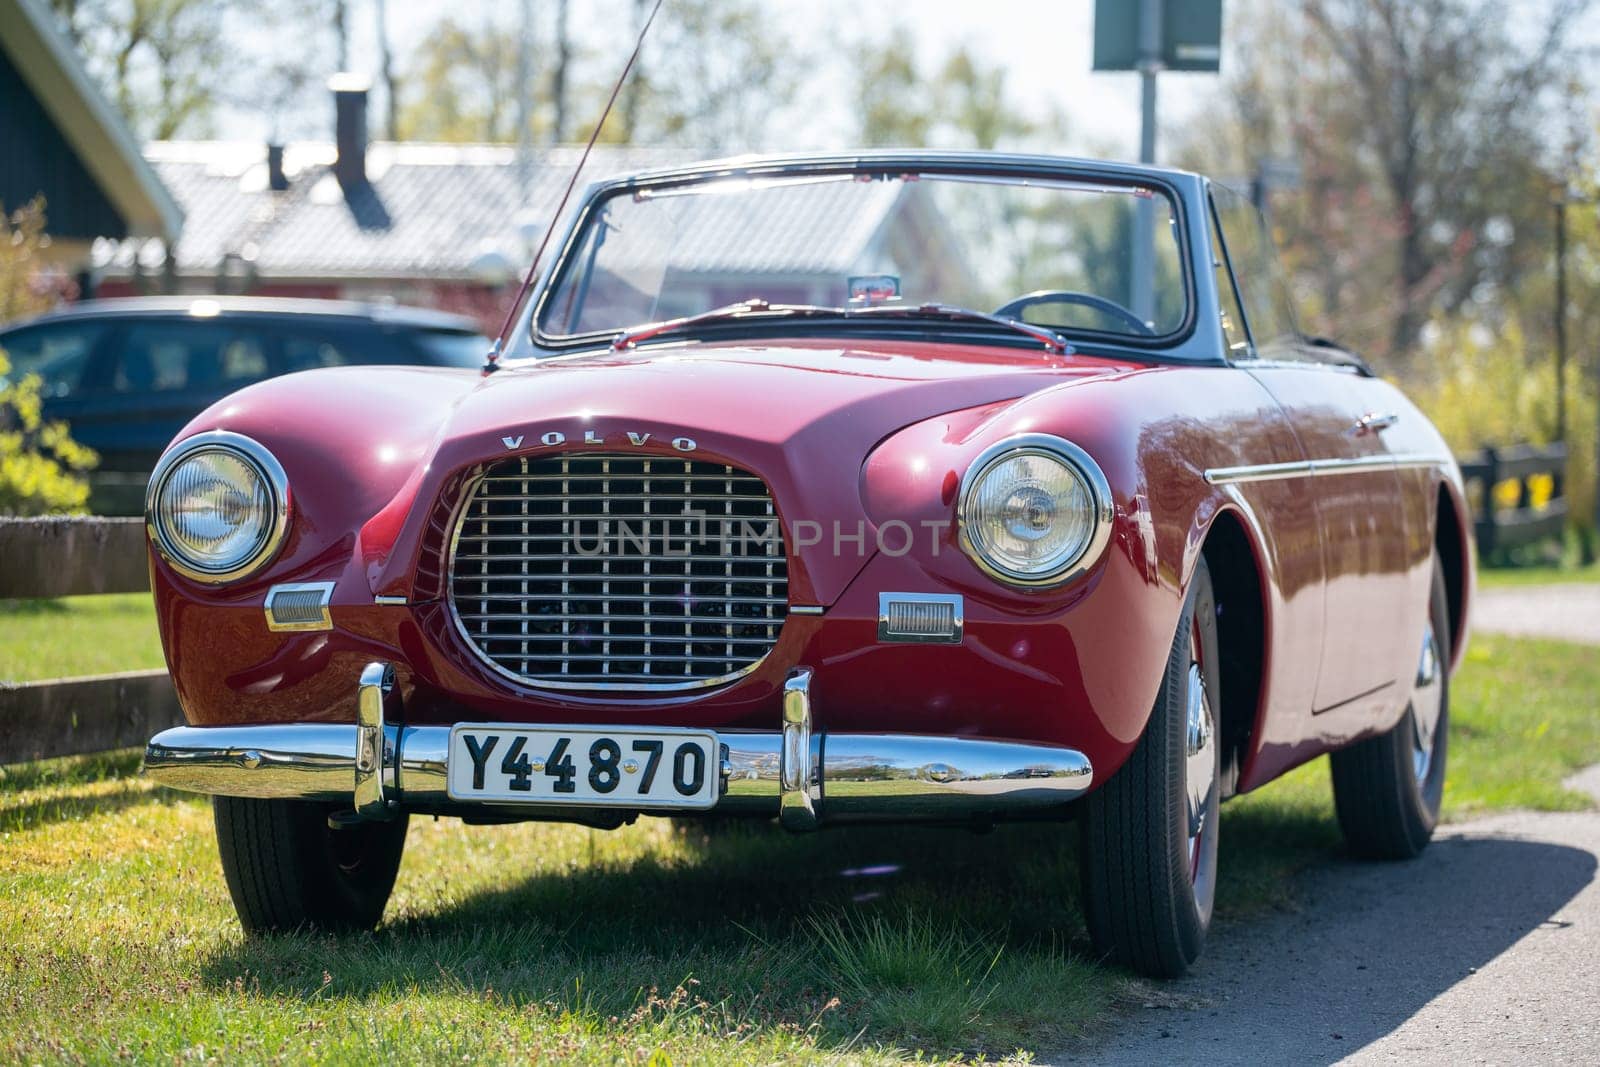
[520, 151, 1209, 361]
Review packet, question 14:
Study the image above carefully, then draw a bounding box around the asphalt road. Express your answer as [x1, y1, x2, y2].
[1050, 764, 1600, 1066]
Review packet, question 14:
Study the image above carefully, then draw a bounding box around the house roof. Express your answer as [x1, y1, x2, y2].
[102, 143, 947, 288]
[106, 142, 695, 282]
[0, 0, 182, 240]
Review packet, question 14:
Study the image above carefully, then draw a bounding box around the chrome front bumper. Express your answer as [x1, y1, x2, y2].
[143, 662, 1093, 830]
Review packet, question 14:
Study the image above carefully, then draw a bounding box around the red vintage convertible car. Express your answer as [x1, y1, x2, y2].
[143, 152, 1470, 978]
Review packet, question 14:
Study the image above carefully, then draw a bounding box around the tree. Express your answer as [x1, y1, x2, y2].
[592, 0, 800, 150]
[854, 31, 933, 147]
[397, 17, 524, 143]
[376, 0, 399, 140]
[853, 33, 1044, 151]
[47, 0, 229, 139]
[396, 0, 799, 151]
[550, 0, 572, 142]
[1178, 0, 1594, 367]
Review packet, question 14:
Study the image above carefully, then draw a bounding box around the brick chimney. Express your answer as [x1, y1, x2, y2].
[266, 144, 288, 191]
[329, 73, 369, 188]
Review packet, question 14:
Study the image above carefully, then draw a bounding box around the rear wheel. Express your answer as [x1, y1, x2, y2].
[1080, 557, 1221, 978]
[213, 797, 408, 934]
[1330, 554, 1450, 860]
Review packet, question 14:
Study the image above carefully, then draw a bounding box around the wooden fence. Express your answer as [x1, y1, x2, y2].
[0, 517, 181, 765]
[1456, 443, 1568, 557]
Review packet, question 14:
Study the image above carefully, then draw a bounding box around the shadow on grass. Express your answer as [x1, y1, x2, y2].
[183, 771, 1350, 1056]
[0, 780, 189, 833]
[0, 598, 70, 617]
[198, 821, 1120, 1056]
[0, 750, 173, 832]
[0, 749, 144, 792]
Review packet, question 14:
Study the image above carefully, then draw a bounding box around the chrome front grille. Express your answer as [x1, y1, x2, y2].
[449, 453, 788, 690]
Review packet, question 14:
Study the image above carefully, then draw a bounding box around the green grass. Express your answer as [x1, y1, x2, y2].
[1, 635, 1597, 1062]
[0, 593, 163, 682]
[1477, 561, 1600, 588]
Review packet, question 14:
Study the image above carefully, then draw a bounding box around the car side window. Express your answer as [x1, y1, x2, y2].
[278, 325, 389, 372]
[283, 335, 352, 372]
[1210, 184, 1303, 359]
[1208, 209, 1251, 358]
[112, 322, 270, 394]
[0, 321, 107, 399]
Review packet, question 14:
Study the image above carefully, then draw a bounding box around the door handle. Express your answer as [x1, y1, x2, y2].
[1352, 412, 1400, 436]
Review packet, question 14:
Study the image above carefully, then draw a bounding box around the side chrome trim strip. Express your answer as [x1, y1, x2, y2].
[1205, 452, 1449, 486]
[373, 595, 409, 606]
[788, 605, 825, 616]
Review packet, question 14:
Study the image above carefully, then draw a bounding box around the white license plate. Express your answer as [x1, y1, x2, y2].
[446, 725, 720, 809]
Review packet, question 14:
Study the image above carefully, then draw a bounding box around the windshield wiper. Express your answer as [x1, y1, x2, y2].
[611, 298, 827, 350]
[843, 303, 1072, 354]
[611, 298, 1073, 354]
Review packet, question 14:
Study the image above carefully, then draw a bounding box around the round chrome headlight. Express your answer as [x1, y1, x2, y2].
[146, 431, 290, 583]
[958, 435, 1113, 587]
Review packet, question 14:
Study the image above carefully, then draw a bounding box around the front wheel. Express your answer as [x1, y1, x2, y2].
[213, 796, 409, 934]
[1330, 553, 1450, 860]
[1080, 557, 1221, 979]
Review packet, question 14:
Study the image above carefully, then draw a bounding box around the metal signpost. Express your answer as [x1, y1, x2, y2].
[1094, 0, 1223, 323]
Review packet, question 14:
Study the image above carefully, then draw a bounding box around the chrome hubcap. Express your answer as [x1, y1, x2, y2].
[1184, 658, 1216, 898]
[1411, 621, 1443, 783]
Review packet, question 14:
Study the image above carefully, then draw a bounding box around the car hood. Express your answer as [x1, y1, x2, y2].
[378, 338, 1138, 604]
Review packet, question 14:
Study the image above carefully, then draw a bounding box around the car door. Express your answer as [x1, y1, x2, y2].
[1211, 185, 1414, 719]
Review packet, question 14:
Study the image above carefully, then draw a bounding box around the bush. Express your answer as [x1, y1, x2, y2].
[0, 351, 98, 515]
[0, 199, 96, 515]
[1406, 316, 1596, 548]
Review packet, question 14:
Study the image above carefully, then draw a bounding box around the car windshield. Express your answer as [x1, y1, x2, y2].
[536, 170, 1188, 345]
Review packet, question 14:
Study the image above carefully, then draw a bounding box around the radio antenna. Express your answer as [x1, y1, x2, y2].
[484, 0, 665, 373]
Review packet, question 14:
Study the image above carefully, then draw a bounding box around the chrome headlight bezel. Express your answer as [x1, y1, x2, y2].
[145, 430, 291, 584]
[956, 433, 1114, 588]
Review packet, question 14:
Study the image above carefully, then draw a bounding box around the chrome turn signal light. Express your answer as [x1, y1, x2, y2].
[264, 582, 334, 632]
[877, 593, 964, 644]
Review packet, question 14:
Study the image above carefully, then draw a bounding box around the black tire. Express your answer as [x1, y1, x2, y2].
[213, 797, 409, 934]
[1330, 554, 1450, 860]
[1080, 557, 1221, 979]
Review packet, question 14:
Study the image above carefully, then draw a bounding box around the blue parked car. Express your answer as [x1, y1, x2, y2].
[0, 297, 488, 511]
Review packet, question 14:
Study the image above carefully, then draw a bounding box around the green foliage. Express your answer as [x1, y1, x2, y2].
[0, 350, 97, 516]
[0, 200, 97, 517]
[46, 0, 231, 140]
[1178, 0, 1591, 370]
[853, 32, 1057, 152]
[397, 0, 800, 151]
[1408, 316, 1597, 536]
